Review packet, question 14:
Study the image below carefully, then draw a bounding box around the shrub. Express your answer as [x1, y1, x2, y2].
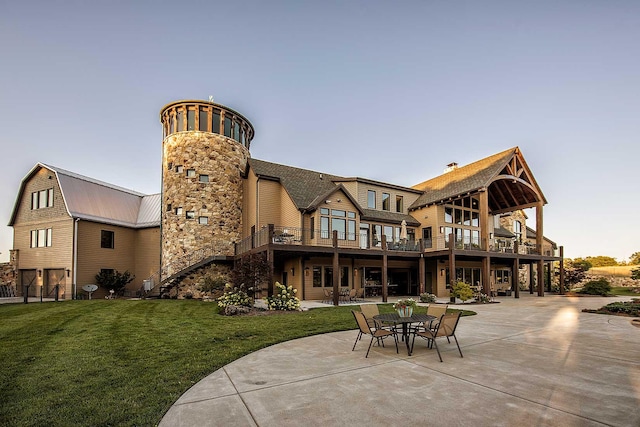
[601, 301, 640, 316]
[264, 282, 300, 311]
[451, 282, 474, 302]
[475, 293, 492, 303]
[419, 293, 436, 303]
[579, 278, 612, 296]
[94, 270, 135, 295]
[199, 275, 227, 293]
[217, 283, 253, 309]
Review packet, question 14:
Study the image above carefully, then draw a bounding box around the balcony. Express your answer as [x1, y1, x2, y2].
[235, 225, 558, 258]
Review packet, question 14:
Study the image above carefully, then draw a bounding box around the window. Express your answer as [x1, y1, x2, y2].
[383, 225, 393, 243]
[186, 169, 195, 178]
[101, 230, 114, 249]
[234, 121, 240, 141]
[224, 116, 232, 137]
[30, 228, 52, 248]
[166, 203, 172, 212]
[324, 267, 333, 287]
[199, 107, 208, 131]
[396, 195, 403, 213]
[199, 175, 209, 183]
[444, 207, 453, 223]
[310, 217, 315, 239]
[320, 209, 357, 240]
[187, 109, 195, 130]
[198, 216, 208, 225]
[31, 189, 53, 209]
[312, 266, 322, 287]
[514, 220, 522, 242]
[186, 211, 195, 219]
[167, 162, 173, 170]
[382, 193, 390, 211]
[367, 190, 376, 209]
[174, 207, 183, 215]
[177, 110, 185, 131]
[211, 111, 221, 134]
[175, 165, 183, 173]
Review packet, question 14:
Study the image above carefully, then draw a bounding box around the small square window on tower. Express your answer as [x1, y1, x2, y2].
[186, 169, 195, 178]
[199, 175, 209, 183]
[175, 165, 183, 173]
[186, 211, 195, 219]
[198, 216, 208, 225]
[175, 207, 183, 215]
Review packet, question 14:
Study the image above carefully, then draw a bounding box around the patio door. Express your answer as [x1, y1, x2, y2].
[359, 224, 369, 249]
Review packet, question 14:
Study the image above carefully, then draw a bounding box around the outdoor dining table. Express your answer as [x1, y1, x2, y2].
[373, 313, 436, 356]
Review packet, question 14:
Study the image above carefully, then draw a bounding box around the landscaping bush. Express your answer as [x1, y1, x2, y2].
[601, 300, 640, 316]
[199, 275, 227, 294]
[578, 278, 612, 296]
[264, 282, 300, 311]
[419, 292, 436, 303]
[452, 282, 474, 302]
[217, 283, 253, 309]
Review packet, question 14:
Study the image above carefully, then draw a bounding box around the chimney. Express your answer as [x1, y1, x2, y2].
[444, 162, 458, 173]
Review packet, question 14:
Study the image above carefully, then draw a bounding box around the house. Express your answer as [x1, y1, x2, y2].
[7, 99, 562, 301]
[8, 164, 160, 299]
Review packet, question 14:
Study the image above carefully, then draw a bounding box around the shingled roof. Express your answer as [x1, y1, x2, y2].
[248, 158, 346, 210]
[409, 147, 517, 210]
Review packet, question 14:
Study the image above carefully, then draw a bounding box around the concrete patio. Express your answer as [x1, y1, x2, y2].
[160, 294, 640, 426]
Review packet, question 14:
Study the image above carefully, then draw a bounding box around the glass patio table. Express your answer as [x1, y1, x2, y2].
[374, 313, 436, 356]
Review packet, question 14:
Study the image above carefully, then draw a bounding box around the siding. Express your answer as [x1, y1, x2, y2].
[13, 167, 69, 225]
[280, 186, 301, 228]
[133, 227, 161, 289]
[76, 221, 137, 298]
[242, 169, 258, 238]
[257, 179, 281, 228]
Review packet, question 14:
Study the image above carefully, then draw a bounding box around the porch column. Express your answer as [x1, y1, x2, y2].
[537, 260, 544, 296]
[332, 231, 340, 306]
[382, 235, 388, 303]
[529, 264, 534, 294]
[479, 189, 489, 250]
[419, 253, 425, 295]
[448, 233, 456, 294]
[512, 257, 519, 298]
[559, 246, 565, 295]
[267, 249, 275, 297]
[536, 202, 544, 255]
[482, 256, 491, 296]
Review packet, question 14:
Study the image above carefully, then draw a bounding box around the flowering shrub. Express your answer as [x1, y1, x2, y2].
[451, 282, 474, 302]
[475, 293, 492, 303]
[217, 283, 253, 309]
[393, 298, 417, 310]
[419, 293, 436, 303]
[265, 282, 300, 311]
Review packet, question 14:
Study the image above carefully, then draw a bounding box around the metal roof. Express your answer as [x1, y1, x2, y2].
[9, 163, 160, 228]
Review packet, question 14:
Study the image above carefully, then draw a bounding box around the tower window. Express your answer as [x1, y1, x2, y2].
[166, 203, 172, 212]
[186, 211, 195, 219]
[186, 169, 195, 178]
[199, 107, 208, 131]
[198, 216, 208, 225]
[175, 165, 183, 173]
[224, 117, 232, 137]
[212, 111, 221, 134]
[187, 109, 195, 130]
[199, 175, 209, 183]
[177, 110, 185, 132]
[175, 207, 183, 215]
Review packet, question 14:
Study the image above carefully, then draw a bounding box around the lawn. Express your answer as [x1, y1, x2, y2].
[0, 300, 474, 426]
[610, 286, 640, 296]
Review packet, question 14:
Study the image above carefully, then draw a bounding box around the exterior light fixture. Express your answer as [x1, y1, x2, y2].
[38, 269, 42, 277]
[66, 269, 70, 277]
[305, 267, 310, 276]
[440, 269, 445, 276]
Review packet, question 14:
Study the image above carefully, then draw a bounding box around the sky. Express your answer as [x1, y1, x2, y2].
[1, 1, 639, 263]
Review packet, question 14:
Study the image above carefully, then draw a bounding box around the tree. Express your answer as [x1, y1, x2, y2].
[570, 258, 592, 271]
[95, 270, 135, 295]
[230, 253, 272, 297]
[632, 267, 640, 281]
[585, 256, 618, 267]
[629, 252, 640, 265]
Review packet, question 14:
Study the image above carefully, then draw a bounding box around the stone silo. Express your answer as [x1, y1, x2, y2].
[159, 100, 254, 278]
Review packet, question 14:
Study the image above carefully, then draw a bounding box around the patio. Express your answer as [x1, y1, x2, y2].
[161, 294, 640, 426]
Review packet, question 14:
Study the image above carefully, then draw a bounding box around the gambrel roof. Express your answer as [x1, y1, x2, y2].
[9, 163, 160, 228]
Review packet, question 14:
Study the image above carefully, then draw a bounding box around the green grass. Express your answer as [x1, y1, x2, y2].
[0, 300, 474, 426]
[610, 286, 640, 296]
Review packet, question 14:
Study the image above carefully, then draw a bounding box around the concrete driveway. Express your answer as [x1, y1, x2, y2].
[160, 294, 640, 426]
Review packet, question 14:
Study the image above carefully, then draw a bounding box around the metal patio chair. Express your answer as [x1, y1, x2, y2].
[352, 310, 398, 358]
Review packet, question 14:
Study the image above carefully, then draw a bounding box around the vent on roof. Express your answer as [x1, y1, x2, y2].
[444, 162, 459, 173]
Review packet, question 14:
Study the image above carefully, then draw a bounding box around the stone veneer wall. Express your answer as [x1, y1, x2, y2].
[162, 132, 249, 277]
[167, 262, 232, 300]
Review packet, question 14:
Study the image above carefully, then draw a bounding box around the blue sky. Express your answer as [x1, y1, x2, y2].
[1, 1, 638, 263]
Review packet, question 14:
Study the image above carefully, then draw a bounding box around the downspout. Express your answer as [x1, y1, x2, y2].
[72, 218, 80, 299]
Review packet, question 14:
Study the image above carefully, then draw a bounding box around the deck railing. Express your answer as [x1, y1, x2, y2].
[235, 225, 556, 257]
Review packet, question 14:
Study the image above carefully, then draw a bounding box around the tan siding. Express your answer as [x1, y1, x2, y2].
[339, 181, 358, 202]
[242, 169, 258, 238]
[13, 167, 69, 225]
[279, 187, 300, 228]
[76, 221, 137, 298]
[257, 179, 281, 227]
[13, 218, 74, 296]
[409, 205, 440, 248]
[133, 227, 161, 290]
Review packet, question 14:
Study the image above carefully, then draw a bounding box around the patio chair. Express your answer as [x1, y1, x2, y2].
[348, 288, 357, 303]
[322, 288, 331, 304]
[352, 310, 398, 358]
[410, 311, 463, 362]
[360, 304, 380, 329]
[410, 304, 447, 335]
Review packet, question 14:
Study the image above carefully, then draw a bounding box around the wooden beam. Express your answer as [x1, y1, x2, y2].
[512, 257, 519, 298]
[536, 202, 544, 255]
[537, 260, 544, 296]
[382, 235, 388, 303]
[559, 246, 565, 295]
[479, 190, 489, 250]
[332, 231, 340, 306]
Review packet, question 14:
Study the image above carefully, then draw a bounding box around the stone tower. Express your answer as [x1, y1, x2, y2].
[159, 100, 254, 277]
